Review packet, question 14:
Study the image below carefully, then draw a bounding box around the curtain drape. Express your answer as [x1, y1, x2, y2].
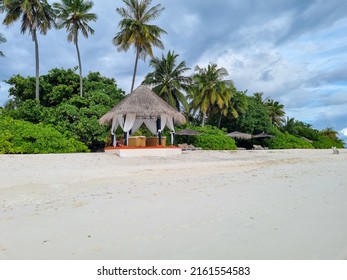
[144, 118, 158, 135]
[131, 119, 144, 134]
[123, 114, 136, 143]
[109, 114, 177, 145]
[111, 114, 125, 146]
[164, 115, 175, 145]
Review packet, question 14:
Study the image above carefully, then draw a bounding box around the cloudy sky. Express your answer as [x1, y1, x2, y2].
[1, 0, 346, 141]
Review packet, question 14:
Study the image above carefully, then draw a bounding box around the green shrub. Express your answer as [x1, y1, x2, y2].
[176, 125, 237, 150]
[0, 116, 89, 154]
[313, 135, 344, 149]
[266, 131, 314, 149]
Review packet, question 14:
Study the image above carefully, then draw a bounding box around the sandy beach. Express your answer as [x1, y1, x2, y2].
[0, 149, 346, 260]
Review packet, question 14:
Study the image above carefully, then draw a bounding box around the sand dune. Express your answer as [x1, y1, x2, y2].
[1, 149, 346, 259]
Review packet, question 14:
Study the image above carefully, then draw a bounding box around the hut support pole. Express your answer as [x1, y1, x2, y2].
[123, 131, 128, 146]
[156, 118, 162, 146]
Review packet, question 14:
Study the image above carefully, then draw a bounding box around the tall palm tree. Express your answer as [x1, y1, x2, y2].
[142, 50, 191, 111]
[53, 0, 97, 97]
[1, 0, 55, 101]
[190, 63, 233, 127]
[0, 32, 6, 57]
[113, 0, 166, 92]
[265, 98, 285, 127]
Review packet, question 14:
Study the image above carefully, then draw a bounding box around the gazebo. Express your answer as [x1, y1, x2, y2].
[99, 85, 186, 147]
[227, 131, 253, 140]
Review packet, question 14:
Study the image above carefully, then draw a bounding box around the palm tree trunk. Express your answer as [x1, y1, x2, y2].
[33, 30, 40, 101]
[131, 50, 140, 92]
[75, 34, 83, 97]
[201, 112, 206, 127]
[218, 111, 223, 128]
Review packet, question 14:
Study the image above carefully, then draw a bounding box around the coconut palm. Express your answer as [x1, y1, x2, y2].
[265, 98, 285, 127]
[142, 51, 191, 111]
[190, 63, 233, 127]
[0, 32, 6, 57]
[113, 0, 166, 93]
[53, 0, 97, 97]
[1, 0, 55, 101]
[320, 127, 339, 139]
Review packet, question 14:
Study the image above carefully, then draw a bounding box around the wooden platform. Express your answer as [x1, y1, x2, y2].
[105, 146, 182, 158]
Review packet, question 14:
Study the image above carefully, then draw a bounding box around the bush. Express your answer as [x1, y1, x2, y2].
[313, 136, 344, 149]
[266, 131, 314, 149]
[176, 125, 237, 150]
[3, 69, 125, 151]
[0, 116, 89, 154]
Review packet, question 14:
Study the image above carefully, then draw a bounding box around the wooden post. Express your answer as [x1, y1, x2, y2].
[123, 131, 127, 146]
[156, 118, 162, 146]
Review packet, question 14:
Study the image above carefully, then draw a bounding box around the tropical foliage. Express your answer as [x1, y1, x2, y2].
[53, 0, 97, 97]
[113, 0, 166, 92]
[1, 1, 344, 153]
[190, 63, 233, 127]
[143, 50, 190, 111]
[0, 32, 6, 57]
[0, 115, 89, 154]
[3, 68, 125, 151]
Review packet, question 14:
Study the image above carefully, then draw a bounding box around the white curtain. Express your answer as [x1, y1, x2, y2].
[123, 114, 136, 132]
[144, 118, 158, 135]
[160, 114, 167, 131]
[131, 119, 144, 134]
[111, 114, 124, 133]
[123, 114, 136, 143]
[165, 116, 175, 131]
[111, 114, 124, 146]
[165, 116, 175, 145]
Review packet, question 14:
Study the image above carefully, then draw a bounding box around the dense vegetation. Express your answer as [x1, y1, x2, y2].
[0, 116, 88, 154]
[1, 69, 125, 152]
[1, 0, 344, 153]
[0, 65, 344, 152]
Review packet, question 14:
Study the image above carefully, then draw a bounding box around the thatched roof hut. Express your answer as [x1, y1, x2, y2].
[99, 85, 186, 146]
[99, 85, 186, 125]
[175, 129, 200, 136]
[252, 132, 274, 139]
[227, 131, 253, 140]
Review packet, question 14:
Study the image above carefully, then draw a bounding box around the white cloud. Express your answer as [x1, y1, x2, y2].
[340, 128, 347, 137]
[170, 13, 200, 38]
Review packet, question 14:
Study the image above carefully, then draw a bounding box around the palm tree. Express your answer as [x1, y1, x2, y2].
[253, 92, 265, 104]
[142, 50, 191, 111]
[53, 0, 97, 97]
[320, 127, 339, 139]
[265, 98, 285, 127]
[0, 32, 6, 57]
[282, 117, 298, 135]
[1, 0, 55, 101]
[190, 63, 233, 127]
[113, 0, 166, 92]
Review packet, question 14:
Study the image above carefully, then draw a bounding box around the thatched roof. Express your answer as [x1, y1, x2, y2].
[253, 132, 274, 138]
[227, 131, 253, 140]
[175, 129, 200, 136]
[99, 85, 186, 125]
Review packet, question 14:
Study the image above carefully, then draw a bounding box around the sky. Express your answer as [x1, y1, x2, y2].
[1, 0, 347, 142]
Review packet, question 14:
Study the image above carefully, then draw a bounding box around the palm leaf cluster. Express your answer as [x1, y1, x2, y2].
[113, 0, 166, 92]
[142, 50, 190, 111]
[0, 32, 6, 57]
[190, 63, 234, 127]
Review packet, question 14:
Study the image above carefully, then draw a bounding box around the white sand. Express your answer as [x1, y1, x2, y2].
[0, 149, 347, 260]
